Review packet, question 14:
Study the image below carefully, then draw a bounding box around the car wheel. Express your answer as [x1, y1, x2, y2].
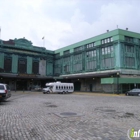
[63, 91, 65, 94]
[43, 92, 46, 94]
[138, 93, 140, 96]
[47, 91, 50, 94]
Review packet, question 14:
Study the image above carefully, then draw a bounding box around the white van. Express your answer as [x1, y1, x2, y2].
[42, 81, 74, 94]
[0, 83, 11, 101]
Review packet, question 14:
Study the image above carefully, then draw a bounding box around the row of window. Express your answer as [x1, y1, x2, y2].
[101, 37, 113, 44]
[56, 86, 73, 90]
[55, 57, 136, 73]
[125, 36, 133, 43]
[4, 57, 39, 74]
[102, 46, 114, 55]
[86, 50, 96, 57]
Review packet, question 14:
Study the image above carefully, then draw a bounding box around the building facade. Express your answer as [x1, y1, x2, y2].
[0, 38, 54, 90]
[1, 29, 140, 93]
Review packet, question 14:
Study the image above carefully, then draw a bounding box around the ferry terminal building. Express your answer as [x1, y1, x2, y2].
[1, 28, 140, 93]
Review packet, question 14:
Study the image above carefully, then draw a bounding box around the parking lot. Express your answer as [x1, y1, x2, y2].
[0, 91, 140, 140]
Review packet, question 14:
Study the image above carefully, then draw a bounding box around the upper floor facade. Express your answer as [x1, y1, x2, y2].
[54, 29, 140, 77]
[0, 38, 54, 77]
[1, 28, 140, 78]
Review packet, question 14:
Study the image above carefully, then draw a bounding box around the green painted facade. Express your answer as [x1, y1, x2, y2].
[101, 77, 140, 84]
[1, 28, 140, 92]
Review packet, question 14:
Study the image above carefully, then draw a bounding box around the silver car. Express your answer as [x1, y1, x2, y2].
[0, 83, 11, 101]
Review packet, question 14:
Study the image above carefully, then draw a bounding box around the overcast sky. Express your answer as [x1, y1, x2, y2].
[0, 0, 140, 50]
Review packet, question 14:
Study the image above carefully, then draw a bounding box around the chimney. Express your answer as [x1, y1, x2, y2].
[126, 28, 128, 30]
[107, 30, 109, 32]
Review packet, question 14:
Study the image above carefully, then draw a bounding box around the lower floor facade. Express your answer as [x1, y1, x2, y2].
[0, 69, 140, 93]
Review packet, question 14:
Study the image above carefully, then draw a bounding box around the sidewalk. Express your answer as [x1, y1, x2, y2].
[74, 92, 125, 96]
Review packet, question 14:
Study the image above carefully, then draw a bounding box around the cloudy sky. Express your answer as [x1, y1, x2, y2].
[0, 0, 140, 50]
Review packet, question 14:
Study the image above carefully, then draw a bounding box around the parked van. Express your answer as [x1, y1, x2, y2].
[42, 81, 74, 94]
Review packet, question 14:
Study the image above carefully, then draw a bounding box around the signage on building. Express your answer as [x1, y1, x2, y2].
[18, 74, 37, 77]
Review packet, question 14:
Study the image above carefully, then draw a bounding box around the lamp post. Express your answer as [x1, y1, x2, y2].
[117, 72, 120, 94]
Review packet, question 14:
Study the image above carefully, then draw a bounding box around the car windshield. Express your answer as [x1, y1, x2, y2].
[0, 85, 4, 90]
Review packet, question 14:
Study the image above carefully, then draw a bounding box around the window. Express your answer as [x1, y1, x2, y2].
[74, 46, 83, 52]
[86, 50, 96, 57]
[74, 54, 82, 60]
[18, 59, 27, 73]
[0, 85, 4, 90]
[125, 57, 135, 67]
[102, 46, 113, 55]
[73, 63, 82, 72]
[4, 57, 12, 72]
[86, 42, 95, 49]
[86, 60, 96, 70]
[125, 36, 133, 43]
[102, 57, 114, 69]
[32, 61, 39, 74]
[64, 50, 70, 55]
[125, 45, 134, 53]
[55, 53, 60, 58]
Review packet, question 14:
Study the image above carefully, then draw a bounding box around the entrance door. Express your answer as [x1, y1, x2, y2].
[16, 80, 27, 90]
[89, 84, 92, 92]
[74, 81, 81, 91]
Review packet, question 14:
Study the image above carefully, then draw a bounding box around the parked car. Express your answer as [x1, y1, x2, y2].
[125, 88, 140, 96]
[31, 85, 42, 91]
[0, 83, 11, 101]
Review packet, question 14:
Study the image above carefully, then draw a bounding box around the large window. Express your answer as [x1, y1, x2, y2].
[4, 57, 12, 72]
[74, 54, 82, 60]
[86, 50, 96, 57]
[18, 59, 27, 73]
[101, 57, 114, 69]
[102, 46, 113, 55]
[32, 61, 39, 74]
[73, 63, 82, 72]
[86, 60, 96, 70]
[54, 59, 61, 75]
[64, 65, 70, 73]
[125, 45, 134, 53]
[125, 57, 135, 67]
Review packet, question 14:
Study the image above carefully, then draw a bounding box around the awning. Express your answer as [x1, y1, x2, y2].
[101, 77, 140, 84]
